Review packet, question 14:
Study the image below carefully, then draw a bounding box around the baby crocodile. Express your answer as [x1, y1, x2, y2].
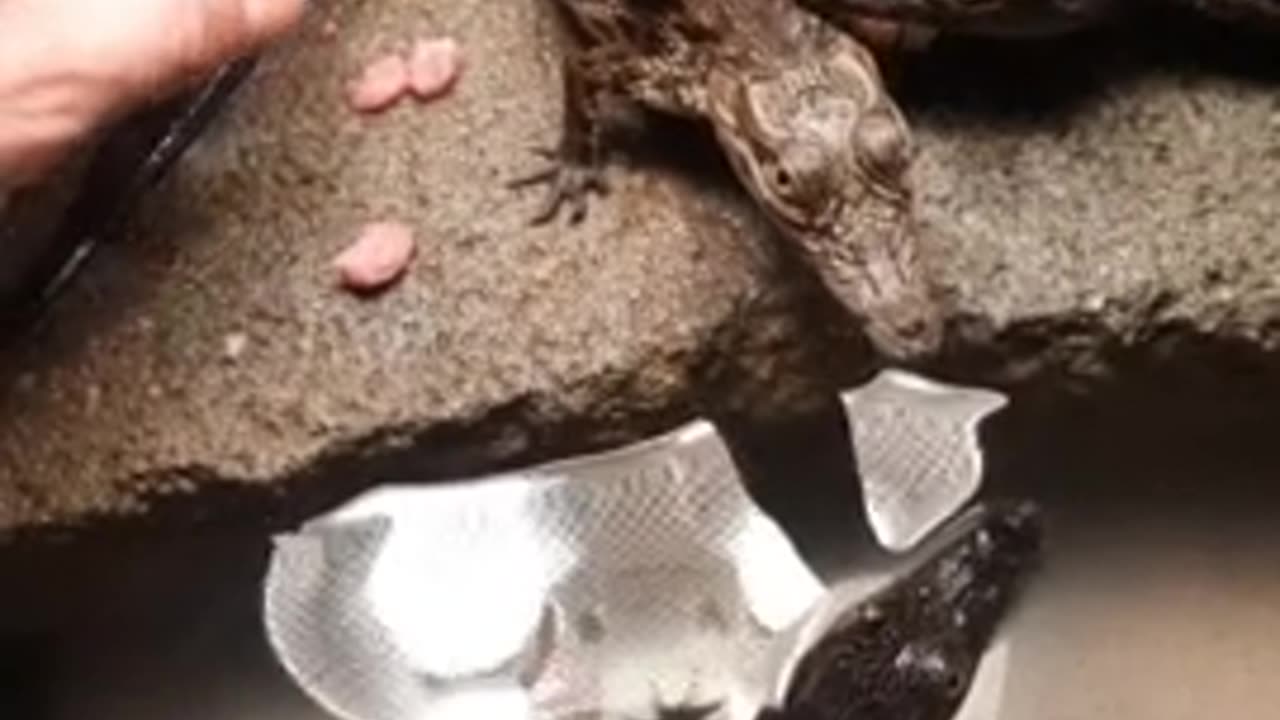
[796, 0, 1280, 39]
[512, 0, 944, 360]
[764, 499, 1042, 720]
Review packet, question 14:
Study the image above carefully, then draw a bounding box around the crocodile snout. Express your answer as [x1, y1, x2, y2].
[862, 298, 944, 362]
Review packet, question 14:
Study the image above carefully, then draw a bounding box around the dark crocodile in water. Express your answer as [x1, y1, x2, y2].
[765, 499, 1043, 720]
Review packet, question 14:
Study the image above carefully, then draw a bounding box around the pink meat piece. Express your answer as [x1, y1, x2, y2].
[333, 221, 417, 292]
[407, 37, 463, 102]
[347, 54, 411, 113]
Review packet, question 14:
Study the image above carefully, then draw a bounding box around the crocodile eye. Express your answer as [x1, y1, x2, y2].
[772, 166, 793, 191]
[855, 107, 913, 183]
[757, 158, 809, 225]
[763, 143, 828, 209]
[943, 668, 968, 697]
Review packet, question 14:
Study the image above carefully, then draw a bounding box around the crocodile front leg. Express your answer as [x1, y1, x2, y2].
[799, 0, 1114, 37]
[508, 49, 614, 226]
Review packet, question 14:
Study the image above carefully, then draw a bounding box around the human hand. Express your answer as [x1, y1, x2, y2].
[0, 0, 305, 187]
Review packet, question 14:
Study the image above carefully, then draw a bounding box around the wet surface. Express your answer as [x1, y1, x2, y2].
[4, 399, 1280, 719]
[775, 501, 1042, 720]
[0, 533, 323, 719]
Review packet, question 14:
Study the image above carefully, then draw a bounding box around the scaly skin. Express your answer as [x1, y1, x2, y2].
[765, 500, 1043, 720]
[795, 0, 1280, 39]
[511, 0, 945, 360]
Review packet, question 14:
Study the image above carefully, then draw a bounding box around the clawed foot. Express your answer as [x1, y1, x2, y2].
[507, 145, 609, 226]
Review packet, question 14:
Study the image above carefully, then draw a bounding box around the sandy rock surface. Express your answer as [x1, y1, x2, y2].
[3, 4, 1280, 534]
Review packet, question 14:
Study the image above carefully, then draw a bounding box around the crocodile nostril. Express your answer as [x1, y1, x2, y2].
[889, 312, 945, 359]
[898, 315, 929, 338]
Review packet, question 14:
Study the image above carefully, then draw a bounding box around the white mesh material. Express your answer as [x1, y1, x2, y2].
[840, 369, 1008, 553]
[264, 486, 556, 720]
[263, 370, 1008, 720]
[263, 420, 825, 720]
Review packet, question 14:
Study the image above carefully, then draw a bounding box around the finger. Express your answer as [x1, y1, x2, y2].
[242, 0, 308, 45]
[181, 0, 305, 79]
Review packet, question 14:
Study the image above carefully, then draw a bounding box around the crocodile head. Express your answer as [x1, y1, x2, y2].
[775, 500, 1043, 720]
[706, 31, 942, 360]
